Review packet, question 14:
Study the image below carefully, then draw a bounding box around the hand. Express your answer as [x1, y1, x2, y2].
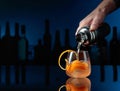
[75, 0, 117, 35]
[75, 8, 106, 35]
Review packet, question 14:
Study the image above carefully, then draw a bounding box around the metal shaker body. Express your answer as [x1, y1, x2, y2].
[75, 22, 110, 46]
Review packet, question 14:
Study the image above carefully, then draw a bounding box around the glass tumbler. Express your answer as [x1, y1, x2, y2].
[58, 49, 91, 78]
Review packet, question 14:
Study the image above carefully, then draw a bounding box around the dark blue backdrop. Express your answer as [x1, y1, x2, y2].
[0, 0, 120, 91]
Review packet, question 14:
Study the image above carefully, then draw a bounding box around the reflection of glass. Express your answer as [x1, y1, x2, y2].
[58, 50, 91, 78]
[58, 77, 91, 91]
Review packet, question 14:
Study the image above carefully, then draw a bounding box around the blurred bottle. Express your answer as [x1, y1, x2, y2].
[18, 25, 28, 61]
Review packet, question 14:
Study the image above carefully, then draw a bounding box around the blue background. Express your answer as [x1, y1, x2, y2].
[0, 0, 120, 46]
[0, 0, 120, 91]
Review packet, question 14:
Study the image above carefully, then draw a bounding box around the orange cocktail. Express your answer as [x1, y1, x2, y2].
[58, 50, 91, 78]
[65, 59, 91, 78]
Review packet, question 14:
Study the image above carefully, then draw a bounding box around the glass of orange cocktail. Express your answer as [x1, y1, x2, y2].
[58, 50, 91, 78]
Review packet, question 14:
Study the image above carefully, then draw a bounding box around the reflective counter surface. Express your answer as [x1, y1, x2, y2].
[0, 65, 120, 91]
[58, 77, 91, 91]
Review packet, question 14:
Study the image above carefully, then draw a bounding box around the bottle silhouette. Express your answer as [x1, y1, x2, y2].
[0, 26, 1, 84]
[14, 23, 20, 84]
[43, 19, 51, 86]
[110, 26, 120, 64]
[109, 26, 120, 81]
[2, 22, 12, 85]
[52, 30, 62, 65]
[97, 38, 108, 81]
[18, 25, 28, 61]
[18, 25, 28, 84]
[34, 39, 44, 65]
[14, 22, 20, 62]
[2, 22, 12, 64]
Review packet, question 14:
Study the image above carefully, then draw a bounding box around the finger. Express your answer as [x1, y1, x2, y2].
[90, 14, 105, 31]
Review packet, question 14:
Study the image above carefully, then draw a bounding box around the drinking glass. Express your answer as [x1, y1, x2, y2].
[58, 49, 91, 78]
